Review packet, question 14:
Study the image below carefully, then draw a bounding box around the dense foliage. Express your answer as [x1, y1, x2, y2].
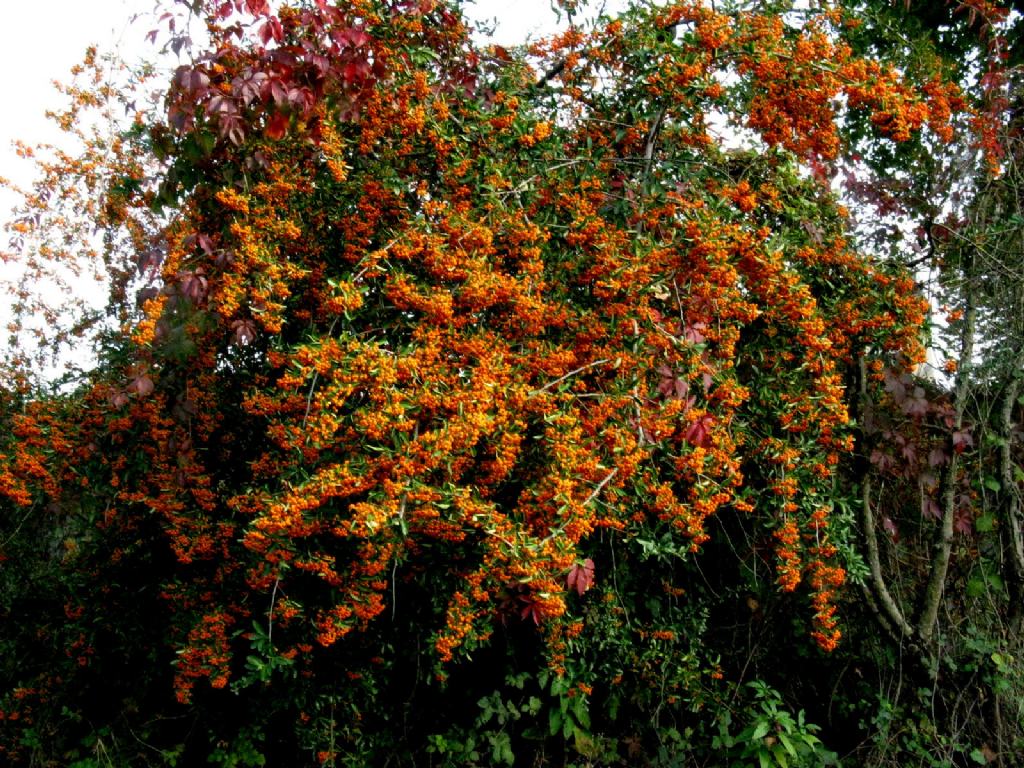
[1, 0, 1022, 765]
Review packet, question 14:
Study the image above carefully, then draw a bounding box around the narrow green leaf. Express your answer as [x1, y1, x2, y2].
[573, 697, 591, 730]
[778, 732, 797, 757]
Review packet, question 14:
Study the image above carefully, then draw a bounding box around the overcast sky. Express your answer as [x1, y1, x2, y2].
[1, 0, 156, 195]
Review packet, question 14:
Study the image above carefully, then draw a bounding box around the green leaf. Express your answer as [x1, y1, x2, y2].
[549, 707, 563, 737]
[967, 576, 986, 598]
[525, 696, 542, 715]
[751, 721, 771, 741]
[608, 692, 620, 721]
[778, 732, 797, 757]
[563, 712, 575, 740]
[572, 695, 591, 730]
[537, 669, 549, 690]
[983, 477, 1001, 492]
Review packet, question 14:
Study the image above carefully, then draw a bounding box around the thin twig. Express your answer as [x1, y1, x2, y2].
[532, 59, 566, 90]
[584, 468, 619, 506]
[609, 536, 632, 628]
[643, 106, 667, 182]
[301, 316, 340, 432]
[495, 159, 589, 198]
[267, 577, 279, 646]
[529, 358, 610, 396]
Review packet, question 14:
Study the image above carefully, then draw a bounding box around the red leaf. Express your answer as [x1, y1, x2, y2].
[128, 375, 155, 398]
[902, 387, 929, 417]
[928, 447, 948, 468]
[682, 414, 713, 447]
[870, 449, 895, 472]
[179, 271, 208, 303]
[954, 509, 974, 536]
[335, 27, 371, 48]
[268, 16, 284, 43]
[232, 319, 258, 346]
[265, 111, 289, 140]
[883, 371, 907, 401]
[683, 322, 706, 345]
[519, 600, 543, 625]
[244, 0, 270, 16]
[207, 94, 234, 117]
[175, 66, 210, 94]
[288, 86, 313, 110]
[343, 60, 361, 83]
[657, 365, 690, 401]
[269, 78, 288, 106]
[137, 247, 163, 276]
[952, 429, 973, 453]
[567, 559, 595, 596]
[899, 442, 917, 464]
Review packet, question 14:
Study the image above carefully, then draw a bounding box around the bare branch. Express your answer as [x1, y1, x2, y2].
[861, 474, 916, 641]
[529, 358, 611, 396]
[917, 256, 977, 643]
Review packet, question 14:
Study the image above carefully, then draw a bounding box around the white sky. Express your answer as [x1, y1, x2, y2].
[0, 0, 160, 206]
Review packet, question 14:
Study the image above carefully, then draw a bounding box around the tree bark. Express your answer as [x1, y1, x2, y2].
[917, 255, 976, 644]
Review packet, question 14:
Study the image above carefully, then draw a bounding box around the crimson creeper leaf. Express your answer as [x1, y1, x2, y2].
[265, 111, 289, 140]
[567, 559, 595, 596]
